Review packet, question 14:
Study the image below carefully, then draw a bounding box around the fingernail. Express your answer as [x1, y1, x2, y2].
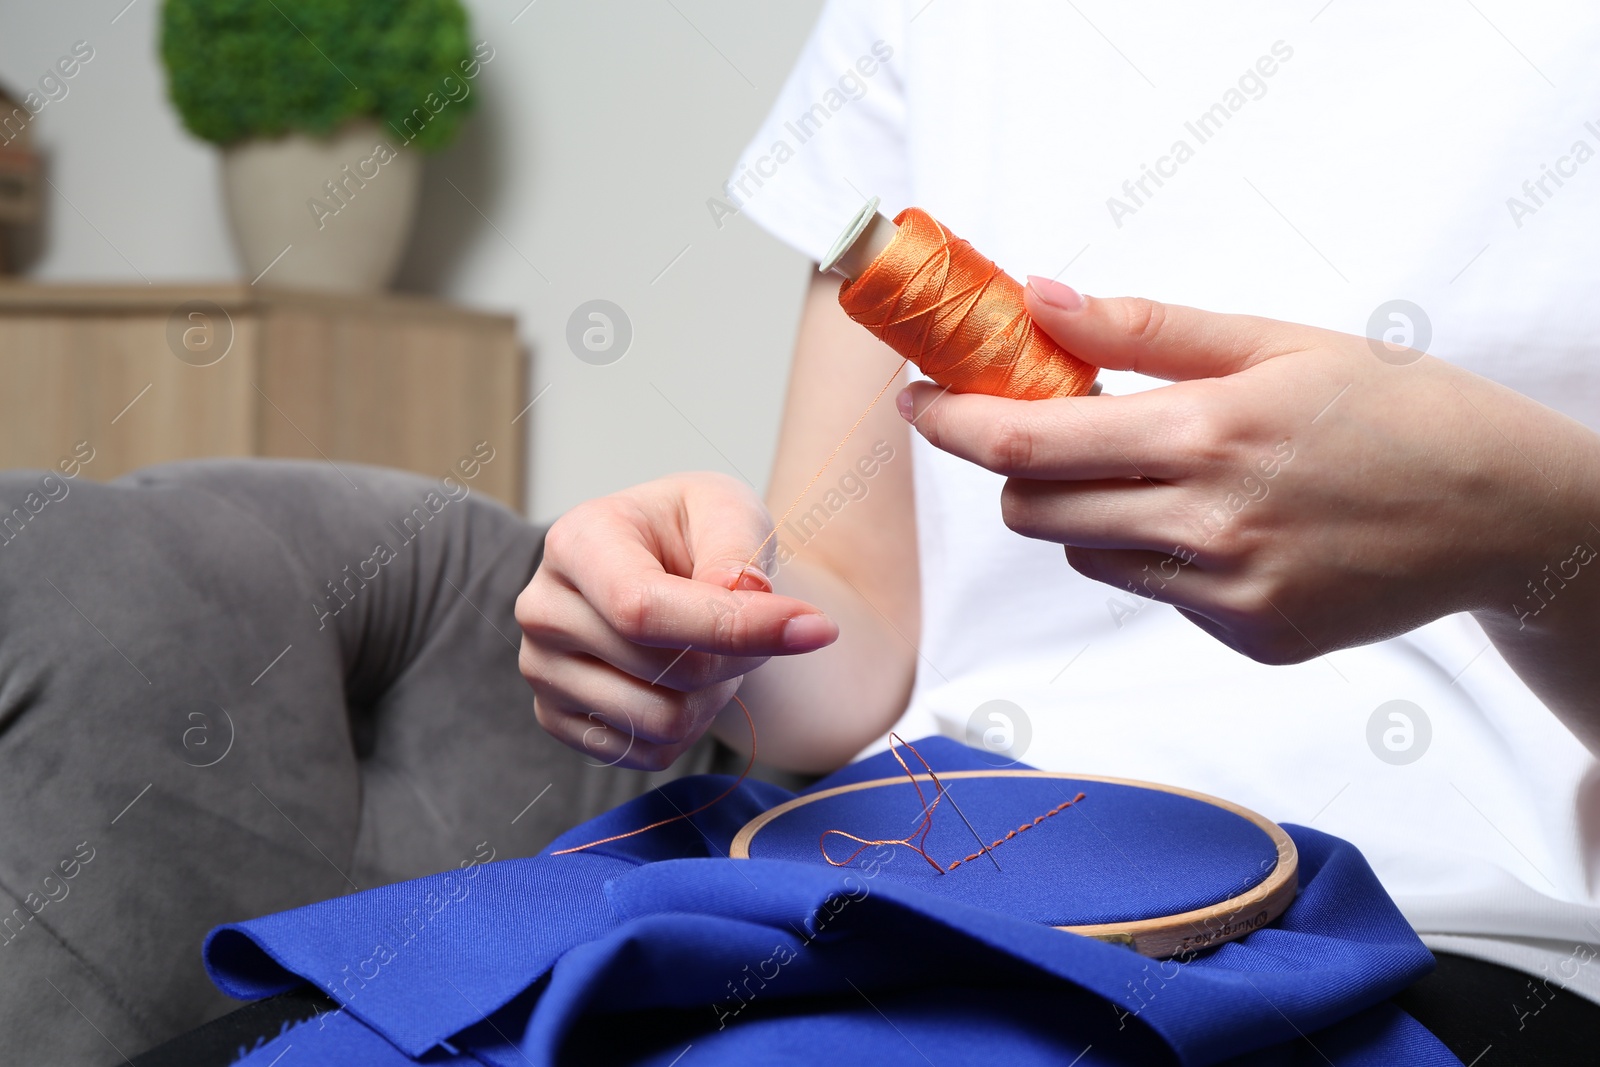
[1026, 275, 1084, 311]
[896, 388, 915, 421]
[734, 565, 771, 593]
[781, 614, 835, 651]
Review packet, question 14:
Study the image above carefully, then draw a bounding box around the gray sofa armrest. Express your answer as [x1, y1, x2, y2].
[0, 459, 710, 1063]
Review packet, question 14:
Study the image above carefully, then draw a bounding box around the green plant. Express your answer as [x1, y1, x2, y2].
[161, 0, 478, 152]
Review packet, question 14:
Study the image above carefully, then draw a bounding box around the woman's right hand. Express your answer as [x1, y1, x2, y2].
[515, 472, 839, 770]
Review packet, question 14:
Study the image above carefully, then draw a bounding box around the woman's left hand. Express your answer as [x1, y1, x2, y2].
[898, 277, 1600, 695]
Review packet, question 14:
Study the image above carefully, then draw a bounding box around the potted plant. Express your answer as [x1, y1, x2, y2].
[161, 0, 487, 292]
[0, 82, 45, 275]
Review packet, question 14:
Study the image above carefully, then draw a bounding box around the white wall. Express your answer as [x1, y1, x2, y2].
[0, 0, 822, 521]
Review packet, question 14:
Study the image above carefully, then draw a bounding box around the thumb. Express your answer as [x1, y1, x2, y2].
[679, 477, 780, 594]
[1024, 277, 1298, 382]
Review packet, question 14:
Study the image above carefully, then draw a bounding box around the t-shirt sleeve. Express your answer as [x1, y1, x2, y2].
[723, 0, 910, 263]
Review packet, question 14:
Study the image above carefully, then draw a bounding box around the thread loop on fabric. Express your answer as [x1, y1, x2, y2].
[820, 734, 1085, 874]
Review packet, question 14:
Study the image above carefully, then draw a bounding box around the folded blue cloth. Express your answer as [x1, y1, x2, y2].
[206, 738, 1462, 1065]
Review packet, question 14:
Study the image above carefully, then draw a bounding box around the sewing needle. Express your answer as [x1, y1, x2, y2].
[939, 783, 1002, 872]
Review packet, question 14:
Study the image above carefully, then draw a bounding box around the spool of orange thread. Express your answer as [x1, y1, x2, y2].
[821, 197, 1099, 400]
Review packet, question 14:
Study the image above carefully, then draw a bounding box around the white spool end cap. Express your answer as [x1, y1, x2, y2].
[820, 196, 897, 281]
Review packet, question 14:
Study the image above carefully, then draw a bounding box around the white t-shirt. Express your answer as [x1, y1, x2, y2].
[731, 0, 1600, 999]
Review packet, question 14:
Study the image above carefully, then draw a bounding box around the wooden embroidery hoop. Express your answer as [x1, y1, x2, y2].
[730, 770, 1299, 959]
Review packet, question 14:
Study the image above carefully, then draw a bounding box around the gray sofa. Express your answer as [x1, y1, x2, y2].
[0, 460, 724, 1064]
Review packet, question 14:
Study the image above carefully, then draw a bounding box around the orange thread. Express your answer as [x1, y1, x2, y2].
[820, 734, 1085, 874]
[944, 794, 1085, 872]
[549, 694, 756, 856]
[556, 206, 1088, 859]
[820, 733, 955, 874]
[838, 207, 1098, 400]
[552, 362, 909, 859]
[735, 358, 909, 585]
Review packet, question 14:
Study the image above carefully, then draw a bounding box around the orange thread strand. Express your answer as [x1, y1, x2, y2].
[820, 733, 954, 874]
[838, 207, 1098, 400]
[549, 694, 757, 856]
[820, 734, 1085, 874]
[553, 359, 908, 859]
[943, 793, 1085, 872]
[556, 205, 1089, 859]
[735, 357, 909, 585]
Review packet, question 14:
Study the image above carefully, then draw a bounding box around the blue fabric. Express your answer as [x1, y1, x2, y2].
[206, 737, 1462, 1066]
[747, 773, 1280, 924]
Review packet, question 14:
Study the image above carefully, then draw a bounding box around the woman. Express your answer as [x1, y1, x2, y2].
[516, 1, 1600, 1057]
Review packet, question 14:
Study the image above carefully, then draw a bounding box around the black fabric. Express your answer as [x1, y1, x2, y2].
[128, 986, 336, 1067]
[0, 460, 719, 1065]
[1393, 951, 1600, 1065]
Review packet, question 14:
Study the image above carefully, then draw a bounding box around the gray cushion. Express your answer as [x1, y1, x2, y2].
[0, 459, 717, 1064]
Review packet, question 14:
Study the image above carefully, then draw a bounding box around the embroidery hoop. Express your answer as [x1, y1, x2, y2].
[730, 770, 1299, 959]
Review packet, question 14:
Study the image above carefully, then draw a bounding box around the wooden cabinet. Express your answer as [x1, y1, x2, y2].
[0, 284, 526, 510]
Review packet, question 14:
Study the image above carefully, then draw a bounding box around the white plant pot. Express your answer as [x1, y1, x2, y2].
[221, 119, 422, 292]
